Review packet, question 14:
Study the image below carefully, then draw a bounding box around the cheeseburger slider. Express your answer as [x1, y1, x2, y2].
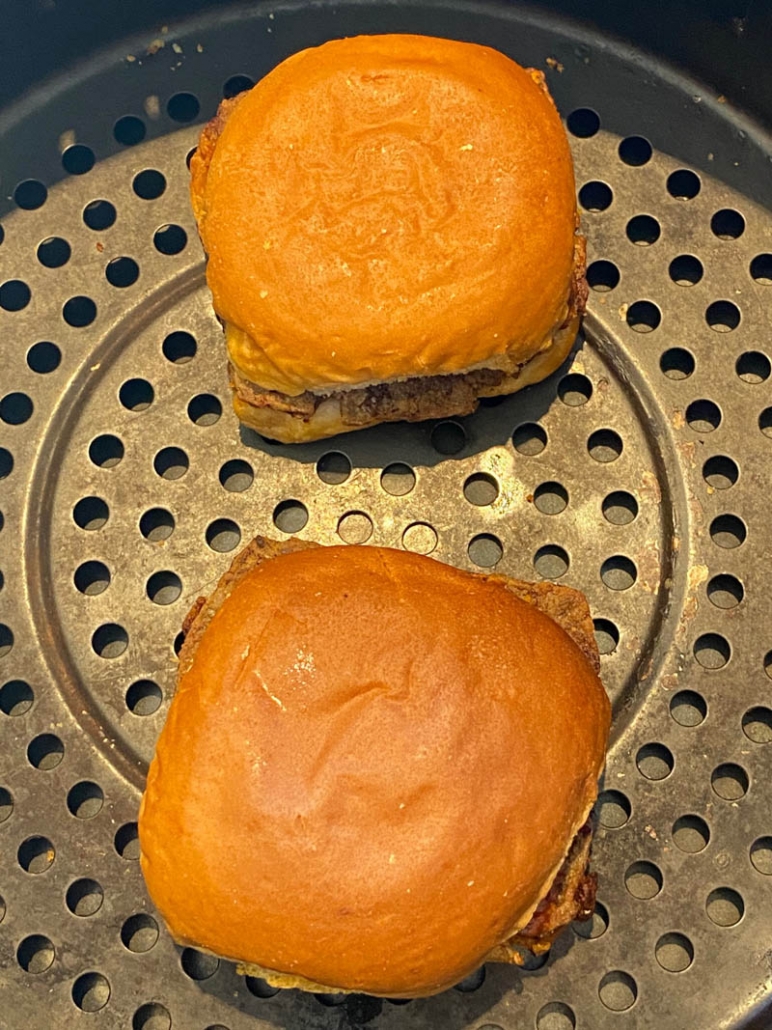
[190, 34, 587, 443]
[139, 538, 611, 997]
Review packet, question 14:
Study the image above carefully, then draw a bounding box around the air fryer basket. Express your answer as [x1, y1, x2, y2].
[1, 2, 771, 1029]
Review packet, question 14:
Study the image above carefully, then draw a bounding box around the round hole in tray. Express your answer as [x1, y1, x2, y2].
[245, 975, 280, 998]
[114, 822, 139, 860]
[14, 179, 47, 209]
[602, 490, 638, 524]
[742, 707, 772, 744]
[0, 623, 14, 658]
[655, 932, 694, 973]
[463, 472, 499, 506]
[669, 255, 703, 286]
[37, 236, 71, 268]
[82, 199, 116, 230]
[73, 496, 109, 531]
[539, 997, 576, 1030]
[588, 428, 623, 462]
[750, 838, 772, 876]
[625, 860, 663, 899]
[667, 168, 701, 199]
[586, 259, 619, 291]
[626, 300, 661, 332]
[317, 451, 352, 486]
[711, 762, 749, 801]
[27, 733, 64, 770]
[711, 208, 745, 240]
[431, 420, 466, 455]
[636, 742, 674, 780]
[121, 914, 159, 954]
[567, 107, 600, 137]
[146, 571, 182, 605]
[206, 519, 241, 553]
[126, 680, 162, 716]
[468, 534, 503, 568]
[72, 972, 110, 1012]
[598, 970, 637, 1011]
[0, 679, 34, 716]
[153, 223, 187, 255]
[63, 295, 97, 327]
[710, 514, 746, 549]
[167, 91, 200, 122]
[533, 544, 569, 579]
[707, 573, 743, 609]
[223, 73, 255, 98]
[534, 481, 568, 515]
[181, 947, 220, 980]
[18, 835, 55, 874]
[105, 256, 139, 288]
[670, 690, 707, 727]
[672, 814, 710, 853]
[220, 459, 254, 492]
[162, 330, 196, 364]
[188, 393, 222, 426]
[132, 1002, 171, 1030]
[132, 169, 166, 200]
[0, 279, 30, 311]
[579, 181, 613, 212]
[626, 213, 660, 245]
[597, 790, 631, 828]
[139, 508, 174, 541]
[27, 341, 61, 373]
[89, 434, 124, 469]
[702, 455, 738, 490]
[0, 786, 13, 822]
[380, 461, 415, 495]
[17, 934, 55, 974]
[558, 373, 592, 406]
[706, 887, 744, 927]
[750, 253, 772, 283]
[513, 422, 547, 455]
[74, 560, 110, 596]
[91, 623, 128, 659]
[736, 351, 771, 383]
[67, 781, 104, 819]
[693, 633, 731, 669]
[402, 522, 438, 555]
[573, 899, 609, 939]
[66, 878, 104, 917]
[153, 446, 188, 479]
[618, 135, 652, 165]
[273, 499, 308, 534]
[338, 511, 373, 545]
[593, 618, 619, 655]
[114, 114, 146, 146]
[0, 392, 33, 425]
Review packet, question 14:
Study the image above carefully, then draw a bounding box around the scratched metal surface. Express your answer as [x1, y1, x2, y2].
[1, 4, 772, 1029]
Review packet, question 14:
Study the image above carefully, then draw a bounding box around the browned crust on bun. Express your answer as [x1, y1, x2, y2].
[190, 34, 584, 428]
[140, 539, 610, 997]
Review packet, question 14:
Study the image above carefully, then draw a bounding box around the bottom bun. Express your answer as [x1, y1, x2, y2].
[230, 315, 580, 444]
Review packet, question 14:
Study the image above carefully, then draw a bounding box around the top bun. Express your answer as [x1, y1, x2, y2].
[191, 34, 579, 397]
[139, 543, 610, 997]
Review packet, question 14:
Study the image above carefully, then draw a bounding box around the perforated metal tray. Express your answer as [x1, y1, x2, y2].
[1, 4, 772, 1029]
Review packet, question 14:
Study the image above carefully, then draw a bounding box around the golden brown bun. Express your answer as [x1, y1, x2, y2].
[140, 539, 610, 997]
[191, 34, 580, 398]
